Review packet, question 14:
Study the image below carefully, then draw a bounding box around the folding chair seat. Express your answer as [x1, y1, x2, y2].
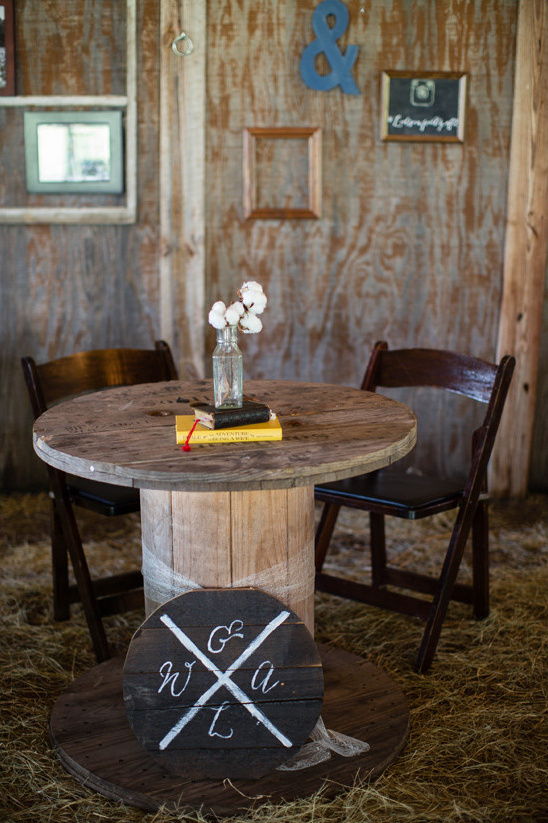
[314, 341, 515, 673]
[21, 341, 178, 662]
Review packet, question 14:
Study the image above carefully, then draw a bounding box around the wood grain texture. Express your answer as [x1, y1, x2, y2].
[140, 489, 174, 615]
[159, 0, 206, 379]
[204, 0, 519, 480]
[529, 265, 548, 491]
[15, 1, 126, 96]
[1, 0, 162, 490]
[32, 379, 417, 492]
[34, 378, 414, 637]
[123, 588, 323, 779]
[4, 0, 546, 495]
[140, 485, 315, 631]
[0, 0, 137, 225]
[31, 377, 412, 640]
[492, 0, 548, 495]
[171, 490, 232, 587]
[51, 645, 408, 814]
[243, 127, 322, 219]
[141, 487, 233, 615]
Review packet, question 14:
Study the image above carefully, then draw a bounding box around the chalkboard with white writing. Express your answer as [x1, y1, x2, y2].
[380, 71, 467, 142]
[123, 588, 324, 779]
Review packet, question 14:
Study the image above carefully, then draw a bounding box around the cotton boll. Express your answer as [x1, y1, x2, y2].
[225, 301, 245, 325]
[209, 313, 227, 329]
[224, 308, 240, 326]
[228, 301, 245, 315]
[240, 281, 264, 293]
[209, 285, 266, 333]
[208, 301, 227, 329]
[239, 282, 265, 308]
[240, 313, 263, 333]
[240, 290, 257, 308]
[246, 292, 267, 315]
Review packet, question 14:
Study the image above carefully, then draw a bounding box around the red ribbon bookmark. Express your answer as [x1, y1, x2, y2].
[181, 419, 199, 452]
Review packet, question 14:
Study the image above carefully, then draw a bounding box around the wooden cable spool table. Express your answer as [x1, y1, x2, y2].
[33, 379, 417, 815]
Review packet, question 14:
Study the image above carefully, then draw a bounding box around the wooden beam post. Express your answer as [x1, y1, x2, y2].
[490, 0, 548, 497]
[159, 0, 206, 378]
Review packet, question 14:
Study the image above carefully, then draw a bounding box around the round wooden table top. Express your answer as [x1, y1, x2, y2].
[33, 379, 416, 492]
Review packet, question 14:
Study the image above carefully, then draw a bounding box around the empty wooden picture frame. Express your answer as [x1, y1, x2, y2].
[243, 127, 322, 219]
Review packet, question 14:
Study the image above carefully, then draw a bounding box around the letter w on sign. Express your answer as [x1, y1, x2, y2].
[158, 610, 292, 750]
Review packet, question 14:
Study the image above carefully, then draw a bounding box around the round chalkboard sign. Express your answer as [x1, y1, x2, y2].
[123, 588, 324, 779]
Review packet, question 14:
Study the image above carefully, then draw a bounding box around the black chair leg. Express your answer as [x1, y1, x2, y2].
[315, 503, 340, 571]
[472, 499, 489, 619]
[415, 506, 474, 673]
[370, 512, 387, 586]
[51, 501, 70, 622]
[49, 472, 111, 662]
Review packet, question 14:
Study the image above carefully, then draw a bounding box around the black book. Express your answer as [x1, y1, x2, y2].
[192, 399, 272, 429]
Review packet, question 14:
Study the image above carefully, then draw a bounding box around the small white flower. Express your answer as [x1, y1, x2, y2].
[208, 301, 227, 329]
[224, 301, 245, 325]
[239, 313, 263, 334]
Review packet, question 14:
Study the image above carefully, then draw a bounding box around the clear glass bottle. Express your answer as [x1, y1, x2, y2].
[213, 325, 243, 409]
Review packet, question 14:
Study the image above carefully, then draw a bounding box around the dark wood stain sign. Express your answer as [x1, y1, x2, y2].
[381, 71, 467, 142]
[123, 588, 324, 779]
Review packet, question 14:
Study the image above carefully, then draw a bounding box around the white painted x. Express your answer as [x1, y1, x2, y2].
[158, 610, 292, 750]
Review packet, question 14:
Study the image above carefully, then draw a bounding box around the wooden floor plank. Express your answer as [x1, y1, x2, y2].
[50, 644, 409, 816]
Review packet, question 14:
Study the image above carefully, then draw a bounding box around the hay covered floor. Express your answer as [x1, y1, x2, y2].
[1, 492, 547, 823]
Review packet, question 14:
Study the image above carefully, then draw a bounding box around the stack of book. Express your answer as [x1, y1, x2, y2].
[176, 399, 282, 445]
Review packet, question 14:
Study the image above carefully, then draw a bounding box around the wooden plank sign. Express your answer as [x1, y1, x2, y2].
[123, 588, 324, 779]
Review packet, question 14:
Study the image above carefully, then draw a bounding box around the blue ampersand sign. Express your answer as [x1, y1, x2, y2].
[300, 0, 360, 95]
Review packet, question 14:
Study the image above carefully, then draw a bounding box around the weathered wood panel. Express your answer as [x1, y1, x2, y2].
[491, 0, 548, 496]
[50, 646, 408, 814]
[31, 379, 417, 492]
[16, 0, 127, 97]
[2, 0, 546, 492]
[123, 588, 323, 778]
[204, 0, 518, 479]
[529, 263, 548, 491]
[159, 0, 206, 379]
[0, 0, 161, 490]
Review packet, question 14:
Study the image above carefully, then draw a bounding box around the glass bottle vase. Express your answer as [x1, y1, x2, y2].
[213, 325, 243, 409]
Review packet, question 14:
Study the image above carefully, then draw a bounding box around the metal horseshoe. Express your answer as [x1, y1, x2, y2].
[172, 32, 194, 57]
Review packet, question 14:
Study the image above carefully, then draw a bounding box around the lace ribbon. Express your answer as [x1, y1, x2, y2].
[141, 542, 315, 607]
[277, 716, 370, 770]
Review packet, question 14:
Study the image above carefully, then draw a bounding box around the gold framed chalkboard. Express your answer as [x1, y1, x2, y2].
[380, 71, 467, 143]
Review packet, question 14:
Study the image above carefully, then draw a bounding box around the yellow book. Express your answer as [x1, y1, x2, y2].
[176, 415, 283, 445]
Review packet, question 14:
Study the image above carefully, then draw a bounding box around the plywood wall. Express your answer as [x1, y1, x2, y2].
[1, 0, 546, 492]
[203, 0, 520, 479]
[0, 0, 161, 488]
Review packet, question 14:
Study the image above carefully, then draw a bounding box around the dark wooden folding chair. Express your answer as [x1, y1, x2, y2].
[21, 341, 179, 662]
[314, 341, 515, 673]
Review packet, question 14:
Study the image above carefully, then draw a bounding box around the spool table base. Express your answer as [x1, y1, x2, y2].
[50, 644, 409, 816]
